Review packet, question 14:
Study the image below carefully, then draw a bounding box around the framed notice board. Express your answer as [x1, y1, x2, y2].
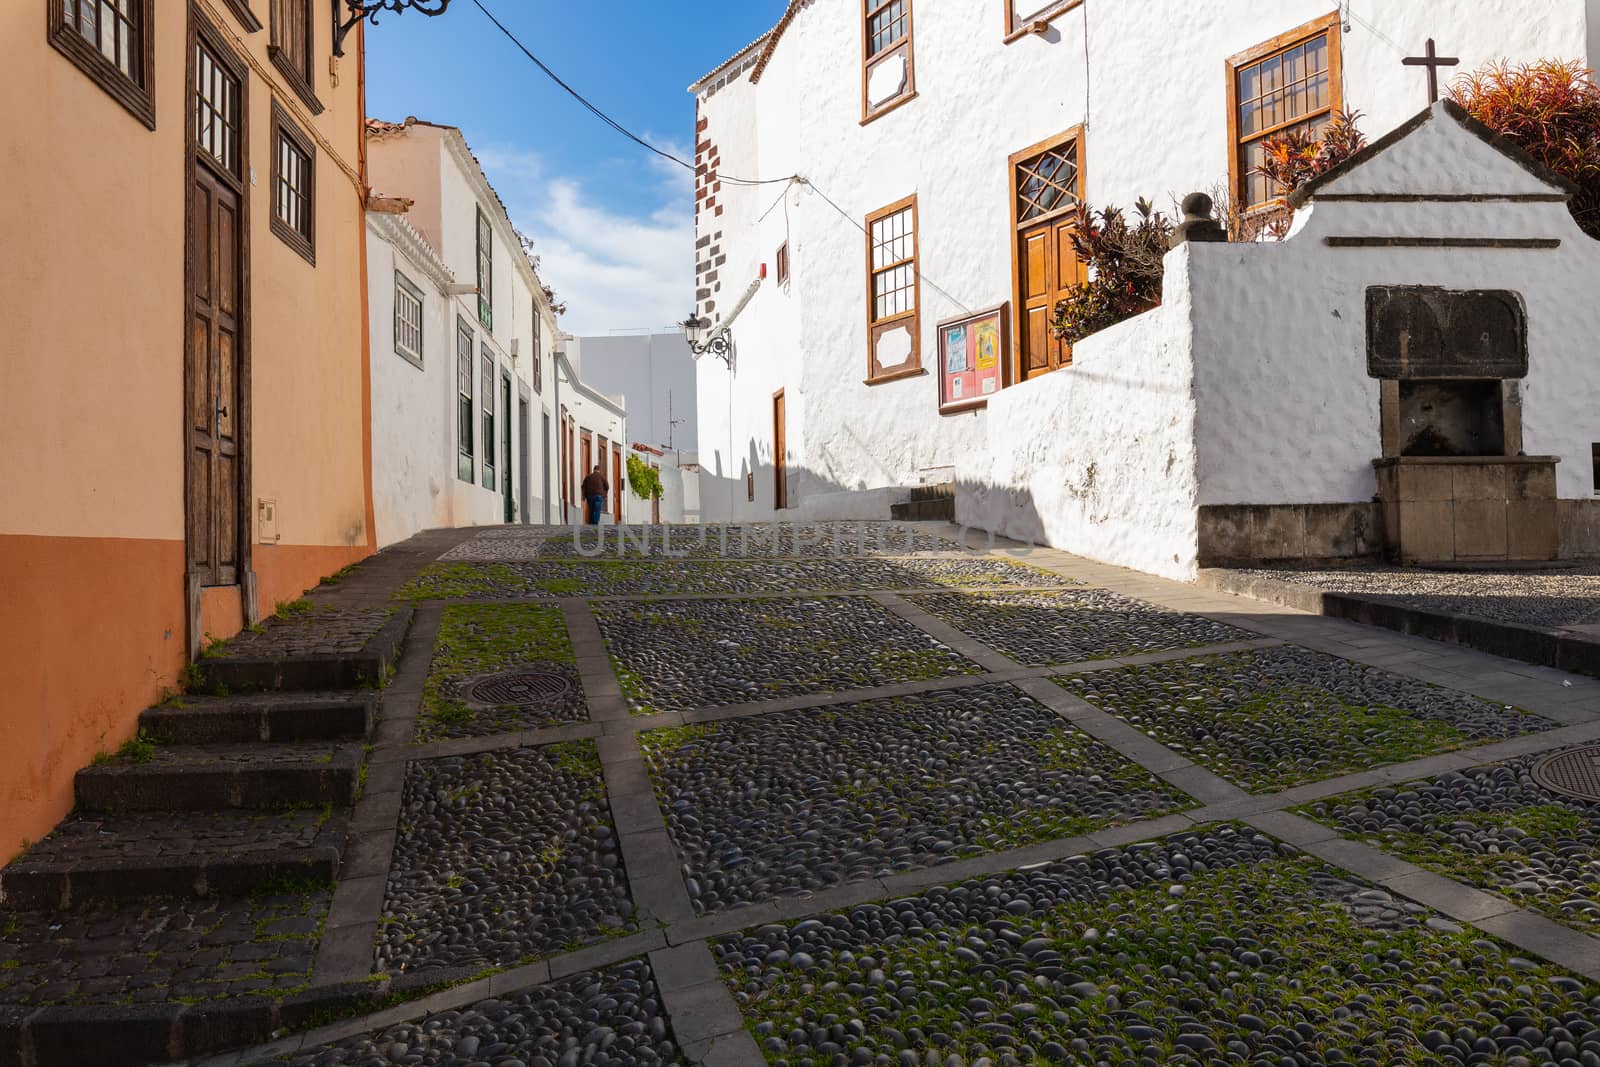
[936, 303, 1009, 414]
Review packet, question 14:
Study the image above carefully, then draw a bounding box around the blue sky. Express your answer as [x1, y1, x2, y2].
[365, 0, 787, 336]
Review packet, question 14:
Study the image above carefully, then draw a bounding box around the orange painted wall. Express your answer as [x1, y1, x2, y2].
[0, 3, 376, 864]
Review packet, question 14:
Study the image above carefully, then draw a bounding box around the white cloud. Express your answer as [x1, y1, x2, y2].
[472, 139, 694, 336]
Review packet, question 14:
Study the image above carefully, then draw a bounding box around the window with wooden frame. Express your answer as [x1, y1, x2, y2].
[268, 0, 321, 114]
[1003, 0, 1081, 43]
[1227, 14, 1342, 215]
[531, 306, 543, 393]
[862, 0, 915, 123]
[194, 38, 242, 178]
[865, 195, 921, 383]
[269, 102, 315, 264]
[394, 271, 423, 368]
[456, 318, 475, 482]
[476, 208, 495, 331]
[481, 351, 496, 489]
[49, 0, 156, 129]
[775, 242, 790, 286]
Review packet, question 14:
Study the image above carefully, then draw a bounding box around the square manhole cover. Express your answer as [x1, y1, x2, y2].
[1531, 745, 1600, 803]
[468, 670, 574, 707]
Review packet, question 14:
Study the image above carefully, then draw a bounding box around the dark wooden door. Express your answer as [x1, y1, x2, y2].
[1017, 217, 1083, 379]
[772, 390, 788, 510]
[612, 446, 623, 523]
[502, 376, 514, 522]
[187, 28, 247, 589]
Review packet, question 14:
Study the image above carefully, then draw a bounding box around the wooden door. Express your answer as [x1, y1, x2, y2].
[581, 433, 592, 490]
[1011, 129, 1084, 382]
[772, 390, 788, 510]
[187, 23, 248, 588]
[651, 464, 661, 524]
[501, 376, 514, 522]
[612, 445, 623, 523]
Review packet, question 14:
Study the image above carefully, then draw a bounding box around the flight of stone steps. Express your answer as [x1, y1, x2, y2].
[890, 481, 956, 523]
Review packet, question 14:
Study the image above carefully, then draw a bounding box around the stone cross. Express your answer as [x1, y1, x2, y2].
[1403, 38, 1459, 105]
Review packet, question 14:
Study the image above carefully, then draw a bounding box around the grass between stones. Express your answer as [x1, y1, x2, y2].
[394, 562, 527, 600]
[1061, 647, 1547, 793]
[715, 830, 1600, 1066]
[1297, 760, 1600, 933]
[417, 604, 582, 741]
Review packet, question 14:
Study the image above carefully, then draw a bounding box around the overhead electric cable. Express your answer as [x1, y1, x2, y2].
[468, 0, 795, 187]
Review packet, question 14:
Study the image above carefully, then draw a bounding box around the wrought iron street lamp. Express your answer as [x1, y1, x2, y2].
[679, 311, 735, 369]
[334, 0, 454, 57]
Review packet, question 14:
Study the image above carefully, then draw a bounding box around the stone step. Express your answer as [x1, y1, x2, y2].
[909, 482, 956, 503]
[0, 807, 348, 908]
[191, 606, 413, 694]
[138, 691, 376, 745]
[891, 497, 956, 522]
[74, 743, 363, 813]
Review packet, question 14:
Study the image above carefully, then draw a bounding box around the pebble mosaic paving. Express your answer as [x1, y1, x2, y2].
[713, 826, 1600, 1067]
[395, 557, 1071, 603]
[598, 596, 984, 714]
[1060, 645, 1554, 793]
[0, 890, 329, 1006]
[1238, 564, 1600, 630]
[909, 589, 1254, 667]
[417, 604, 586, 741]
[440, 523, 958, 561]
[639, 684, 1189, 914]
[266, 959, 684, 1066]
[1301, 754, 1600, 932]
[205, 606, 394, 659]
[378, 744, 636, 974]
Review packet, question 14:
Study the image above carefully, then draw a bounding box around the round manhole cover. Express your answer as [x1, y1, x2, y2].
[469, 671, 573, 706]
[1530, 745, 1600, 803]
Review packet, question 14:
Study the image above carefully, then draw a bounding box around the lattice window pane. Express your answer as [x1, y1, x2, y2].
[1235, 30, 1333, 209]
[869, 206, 916, 322]
[457, 323, 474, 459]
[195, 42, 240, 176]
[867, 0, 907, 57]
[1016, 143, 1079, 224]
[395, 273, 423, 363]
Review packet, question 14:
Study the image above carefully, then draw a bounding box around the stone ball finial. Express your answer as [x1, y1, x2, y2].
[1171, 191, 1227, 248]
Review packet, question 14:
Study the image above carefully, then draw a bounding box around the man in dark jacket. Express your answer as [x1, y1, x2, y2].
[581, 465, 609, 525]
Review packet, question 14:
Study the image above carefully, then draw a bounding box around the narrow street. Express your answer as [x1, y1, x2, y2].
[8, 522, 1596, 1065]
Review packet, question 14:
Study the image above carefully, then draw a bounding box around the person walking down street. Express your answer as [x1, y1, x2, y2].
[581, 464, 609, 526]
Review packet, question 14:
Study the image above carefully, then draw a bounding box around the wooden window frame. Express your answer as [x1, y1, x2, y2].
[481, 349, 496, 490]
[861, 0, 916, 125]
[269, 100, 316, 265]
[50, 0, 157, 130]
[393, 270, 424, 368]
[531, 306, 543, 394]
[476, 207, 495, 331]
[1226, 12, 1343, 216]
[864, 194, 923, 385]
[268, 0, 322, 115]
[456, 317, 475, 482]
[1008, 126, 1085, 382]
[1002, 0, 1082, 44]
[218, 0, 262, 32]
[775, 242, 790, 287]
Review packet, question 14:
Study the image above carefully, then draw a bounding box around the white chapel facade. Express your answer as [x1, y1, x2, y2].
[690, 1, 1600, 556]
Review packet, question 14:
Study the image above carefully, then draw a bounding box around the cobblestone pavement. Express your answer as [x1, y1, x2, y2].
[1234, 563, 1600, 629]
[206, 606, 397, 658]
[22, 523, 1600, 1067]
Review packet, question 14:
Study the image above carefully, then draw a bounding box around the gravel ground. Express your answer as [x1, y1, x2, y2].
[597, 597, 983, 714]
[713, 826, 1600, 1066]
[440, 524, 957, 561]
[0, 889, 328, 1006]
[639, 684, 1188, 914]
[378, 745, 635, 974]
[1237, 564, 1600, 629]
[396, 557, 1069, 602]
[265, 959, 683, 1066]
[1301, 753, 1600, 932]
[910, 590, 1253, 666]
[418, 604, 587, 742]
[1061, 645, 1552, 792]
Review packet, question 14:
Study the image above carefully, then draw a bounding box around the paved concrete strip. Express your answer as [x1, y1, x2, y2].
[313, 605, 443, 985]
[867, 591, 1024, 672]
[652, 943, 750, 1055]
[1476, 911, 1600, 982]
[559, 598, 631, 721]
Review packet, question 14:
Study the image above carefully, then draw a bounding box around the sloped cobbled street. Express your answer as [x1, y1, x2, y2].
[10, 522, 1600, 1067]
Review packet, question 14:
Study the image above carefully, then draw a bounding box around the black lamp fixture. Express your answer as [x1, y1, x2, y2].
[680, 310, 734, 368]
[334, 0, 454, 57]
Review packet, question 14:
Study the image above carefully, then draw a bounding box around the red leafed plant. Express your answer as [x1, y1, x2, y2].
[1048, 199, 1173, 345]
[1255, 109, 1369, 196]
[1450, 59, 1600, 237]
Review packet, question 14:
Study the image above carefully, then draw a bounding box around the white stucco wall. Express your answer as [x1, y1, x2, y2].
[957, 253, 1200, 581]
[694, 0, 1591, 526]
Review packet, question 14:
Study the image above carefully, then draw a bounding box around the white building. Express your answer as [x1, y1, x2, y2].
[365, 118, 626, 542]
[553, 337, 631, 525]
[690, 1, 1600, 564]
